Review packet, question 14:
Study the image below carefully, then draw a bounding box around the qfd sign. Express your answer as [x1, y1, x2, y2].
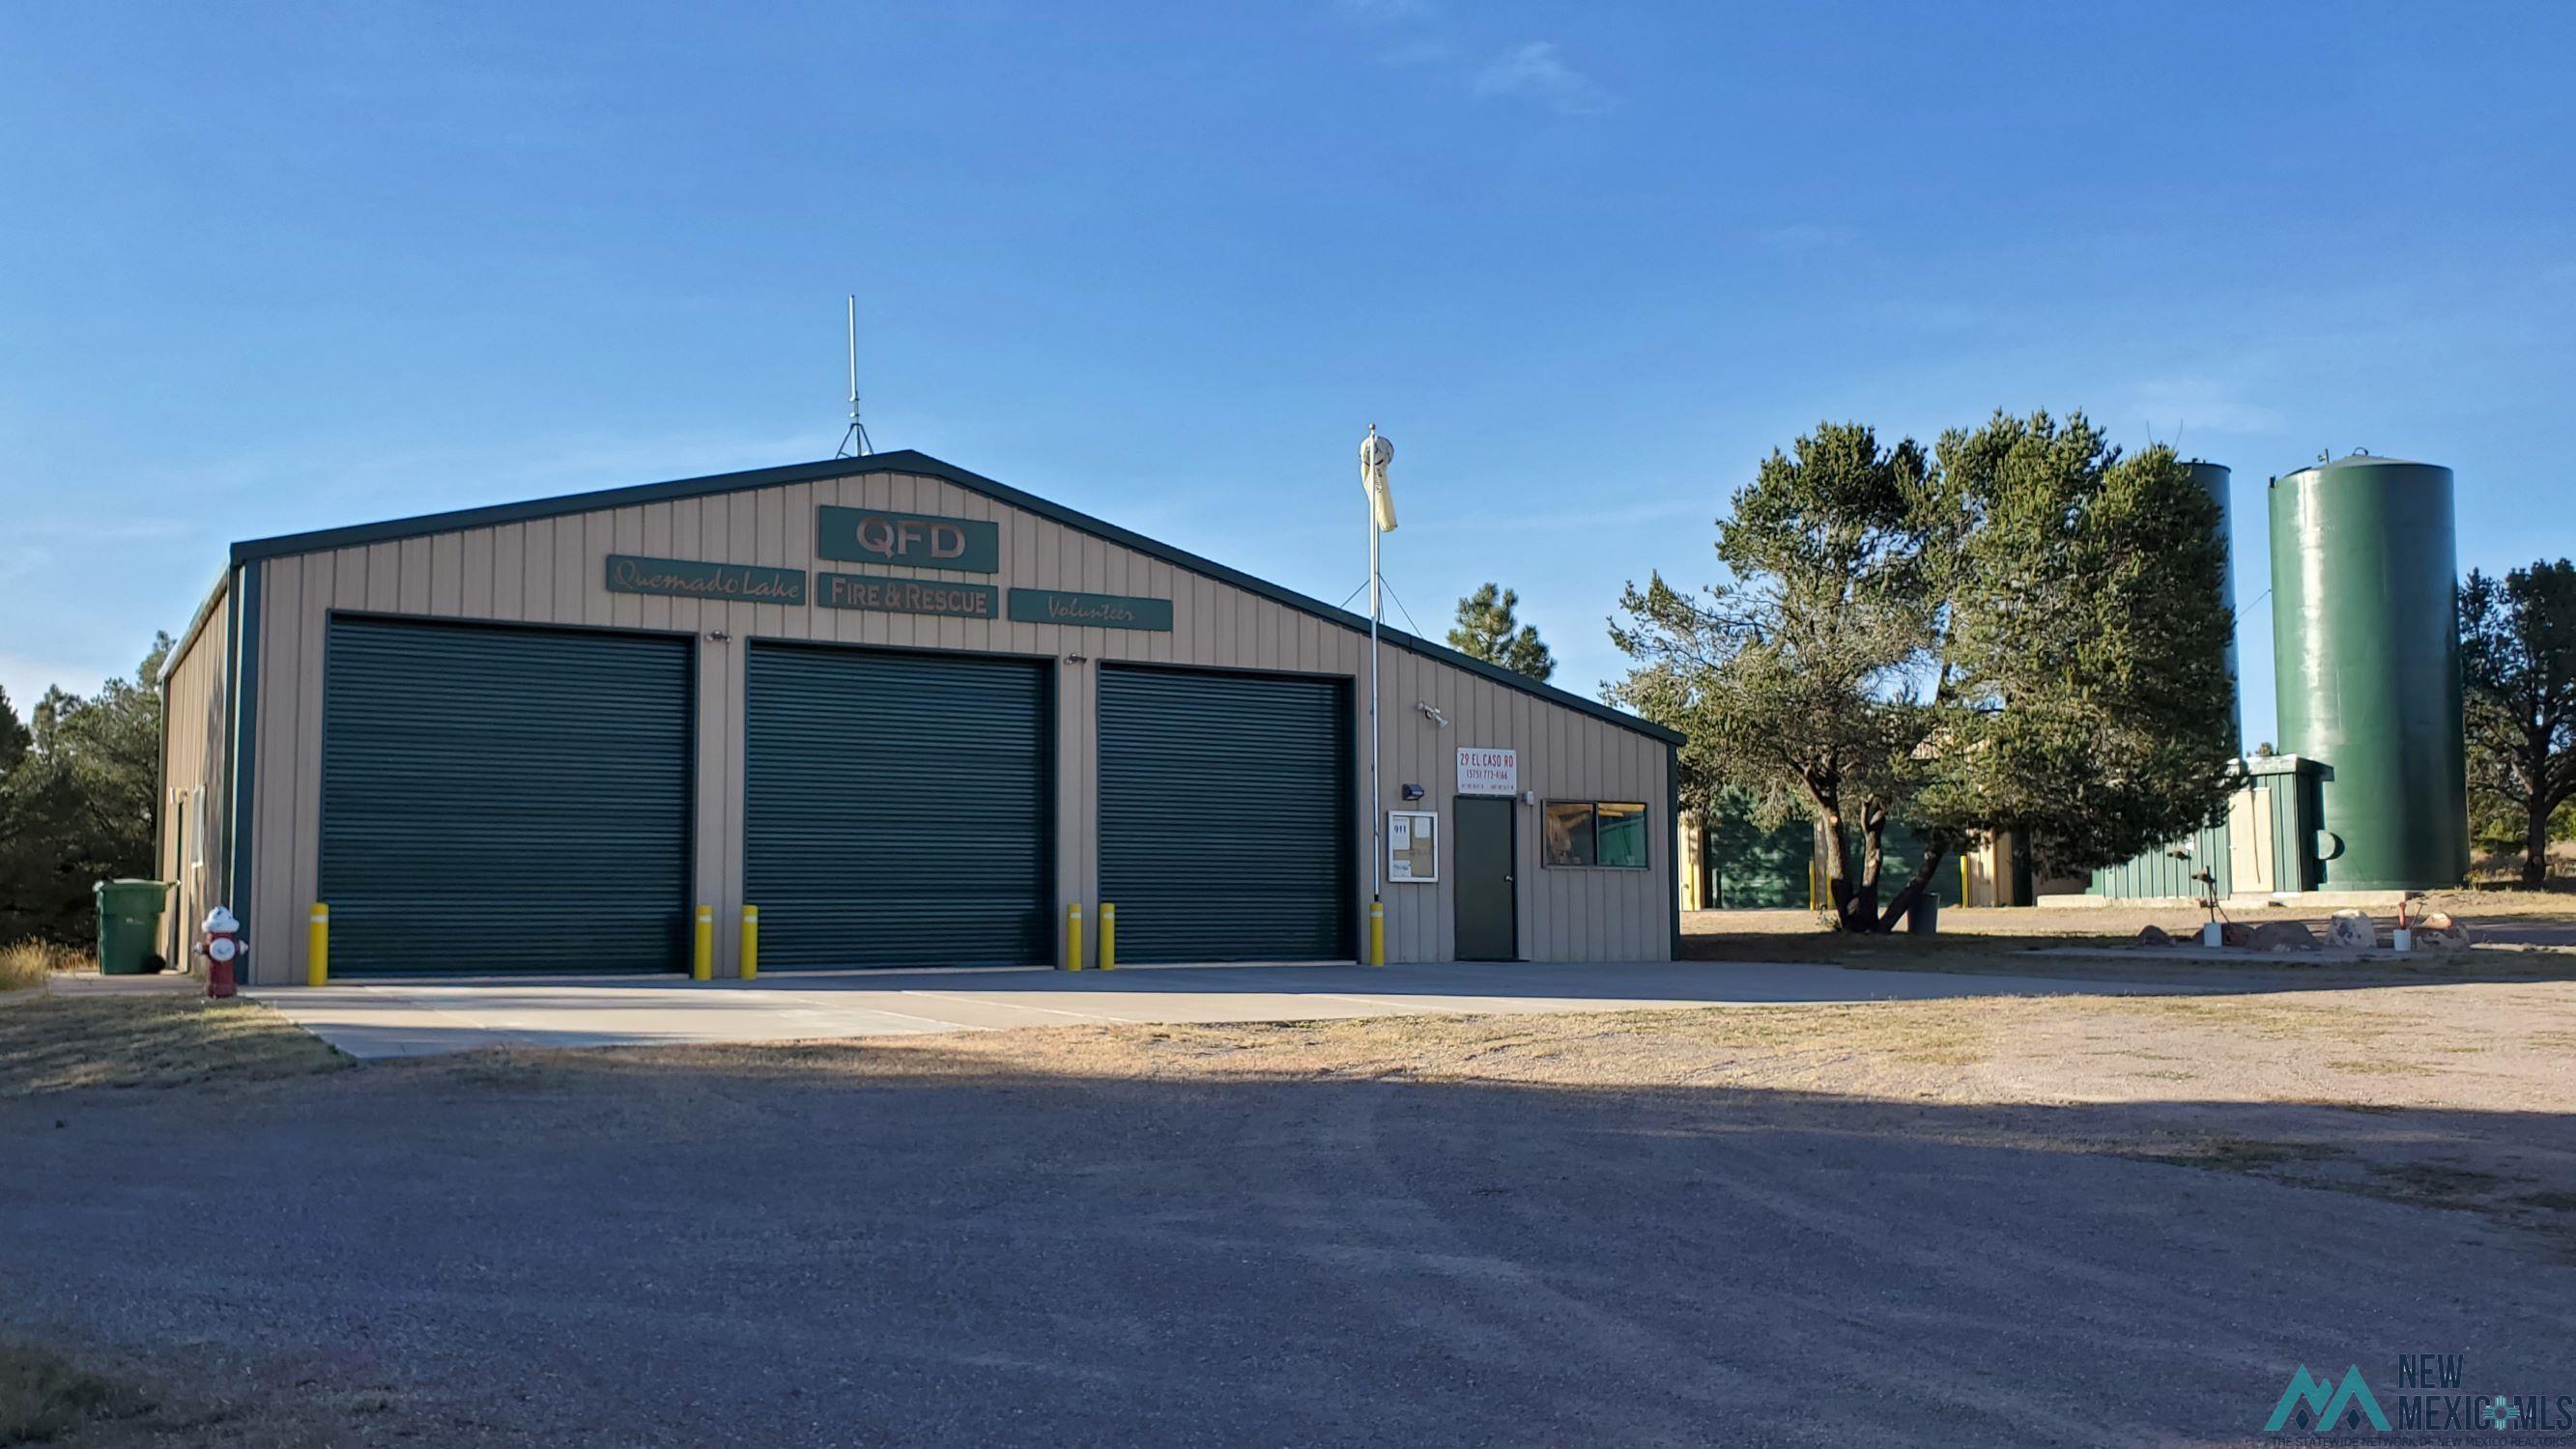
[1457, 748, 1518, 796]
[816, 506, 1001, 573]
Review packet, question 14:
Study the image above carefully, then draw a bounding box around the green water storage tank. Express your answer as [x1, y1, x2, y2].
[2267, 454, 2468, 890]
[2184, 460, 2240, 750]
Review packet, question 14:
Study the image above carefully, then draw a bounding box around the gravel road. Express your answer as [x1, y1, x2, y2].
[6, 987, 2574, 1446]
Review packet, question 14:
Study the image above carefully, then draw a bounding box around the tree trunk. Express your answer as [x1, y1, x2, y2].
[2528, 802, 2554, 888]
[1816, 809, 1859, 930]
[1877, 835, 1953, 932]
[1847, 803, 1888, 932]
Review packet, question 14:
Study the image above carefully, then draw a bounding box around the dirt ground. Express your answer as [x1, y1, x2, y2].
[1681, 894, 2576, 985]
[1689, 886, 2576, 941]
[7, 969, 2576, 1447]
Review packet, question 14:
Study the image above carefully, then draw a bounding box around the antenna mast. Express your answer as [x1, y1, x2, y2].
[838, 295, 873, 458]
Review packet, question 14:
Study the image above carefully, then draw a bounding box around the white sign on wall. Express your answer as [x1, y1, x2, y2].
[1456, 747, 1518, 797]
[1388, 810, 1439, 883]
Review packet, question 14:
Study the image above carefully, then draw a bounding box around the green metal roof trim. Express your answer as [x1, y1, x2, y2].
[157, 567, 235, 687]
[224, 449, 1684, 746]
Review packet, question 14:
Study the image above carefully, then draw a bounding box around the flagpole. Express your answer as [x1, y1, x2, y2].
[1360, 426, 1393, 967]
[1369, 477, 1382, 910]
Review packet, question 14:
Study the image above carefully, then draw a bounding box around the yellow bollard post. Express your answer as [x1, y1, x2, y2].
[692, 905, 713, 981]
[1367, 896, 1385, 967]
[1099, 902, 1116, 971]
[307, 903, 329, 987]
[1066, 902, 1085, 970]
[739, 904, 759, 980]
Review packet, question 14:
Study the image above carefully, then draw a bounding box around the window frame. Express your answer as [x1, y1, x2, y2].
[1541, 799, 1651, 870]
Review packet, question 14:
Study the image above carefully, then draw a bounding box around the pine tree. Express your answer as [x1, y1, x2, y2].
[2461, 560, 2576, 886]
[1447, 583, 1556, 681]
[0, 636, 170, 942]
[1611, 413, 2236, 931]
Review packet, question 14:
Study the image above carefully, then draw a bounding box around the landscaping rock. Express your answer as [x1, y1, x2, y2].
[2414, 911, 2474, 951]
[2248, 920, 2320, 952]
[2325, 910, 2378, 950]
[2219, 922, 2254, 949]
[2134, 924, 2175, 948]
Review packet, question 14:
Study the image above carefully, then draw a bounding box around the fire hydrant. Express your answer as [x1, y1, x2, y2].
[196, 906, 244, 999]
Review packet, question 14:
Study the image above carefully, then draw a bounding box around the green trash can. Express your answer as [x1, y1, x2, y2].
[94, 879, 174, 976]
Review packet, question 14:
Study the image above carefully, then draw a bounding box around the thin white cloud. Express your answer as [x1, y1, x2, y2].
[1334, 0, 1434, 22]
[2128, 377, 2286, 438]
[1376, 38, 1455, 67]
[0, 649, 101, 709]
[1474, 42, 1613, 117]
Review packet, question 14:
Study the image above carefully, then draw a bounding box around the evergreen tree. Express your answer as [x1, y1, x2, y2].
[1611, 413, 2235, 931]
[2460, 560, 2576, 886]
[1447, 583, 1556, 681]
[0, 687, 27, 774]
[0, 635, 170, 942]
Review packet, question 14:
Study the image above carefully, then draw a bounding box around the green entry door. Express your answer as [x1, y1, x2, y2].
[1452, 795, 1517, 960]
[745, 643, 1053, 968]
[1098, 666, 1353, 963]
[320, 617, 693, 974]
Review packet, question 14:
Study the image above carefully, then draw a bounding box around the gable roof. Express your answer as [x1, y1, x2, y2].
[225, 448, 1682, 746]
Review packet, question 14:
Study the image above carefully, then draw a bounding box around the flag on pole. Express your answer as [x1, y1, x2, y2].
[1360, 429, 1396, 532]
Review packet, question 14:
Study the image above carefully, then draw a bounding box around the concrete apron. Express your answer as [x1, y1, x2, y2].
[245, 959, 2170, 1061]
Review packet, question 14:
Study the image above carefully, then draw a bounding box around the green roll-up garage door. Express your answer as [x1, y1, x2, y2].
[321, 617, 693, 974]
[745, 644, 1053, 968]
[1099, 666, 1352, 963]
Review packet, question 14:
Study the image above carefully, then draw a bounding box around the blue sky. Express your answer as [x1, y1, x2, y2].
[4, 2, 2570, 750]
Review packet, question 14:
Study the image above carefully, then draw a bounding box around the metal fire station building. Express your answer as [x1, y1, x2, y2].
[157, 451, 1679, 983]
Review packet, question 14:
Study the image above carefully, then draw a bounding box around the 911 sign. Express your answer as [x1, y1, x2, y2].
[1457, 748, 1518, 797]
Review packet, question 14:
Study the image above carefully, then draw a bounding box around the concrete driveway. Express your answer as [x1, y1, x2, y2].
[250, 957, 2163, 1058]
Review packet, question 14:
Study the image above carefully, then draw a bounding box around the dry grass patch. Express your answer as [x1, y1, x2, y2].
[0, 941, 90, 994]
[0, 1341, 150, 1445]
[2126, 1136, 2343, 1175]
[0, 996, 345, 1096]
[2327, 1058, 2435, 1078]
[585, 998, 2004, 1099]
[0, 1339, 371, 1448]
[2075, 994, 2409, 1043]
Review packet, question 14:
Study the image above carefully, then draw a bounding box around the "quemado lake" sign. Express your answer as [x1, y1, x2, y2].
[605, 554, 808, 605]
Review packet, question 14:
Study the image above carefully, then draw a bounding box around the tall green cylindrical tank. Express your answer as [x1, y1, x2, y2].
[2267, 454, 2468, 890]
[2184, 460, 2240, 751]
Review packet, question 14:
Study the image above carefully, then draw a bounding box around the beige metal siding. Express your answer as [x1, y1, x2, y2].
[241, 469, 1671, 981]
[157, 586, 231, 962]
